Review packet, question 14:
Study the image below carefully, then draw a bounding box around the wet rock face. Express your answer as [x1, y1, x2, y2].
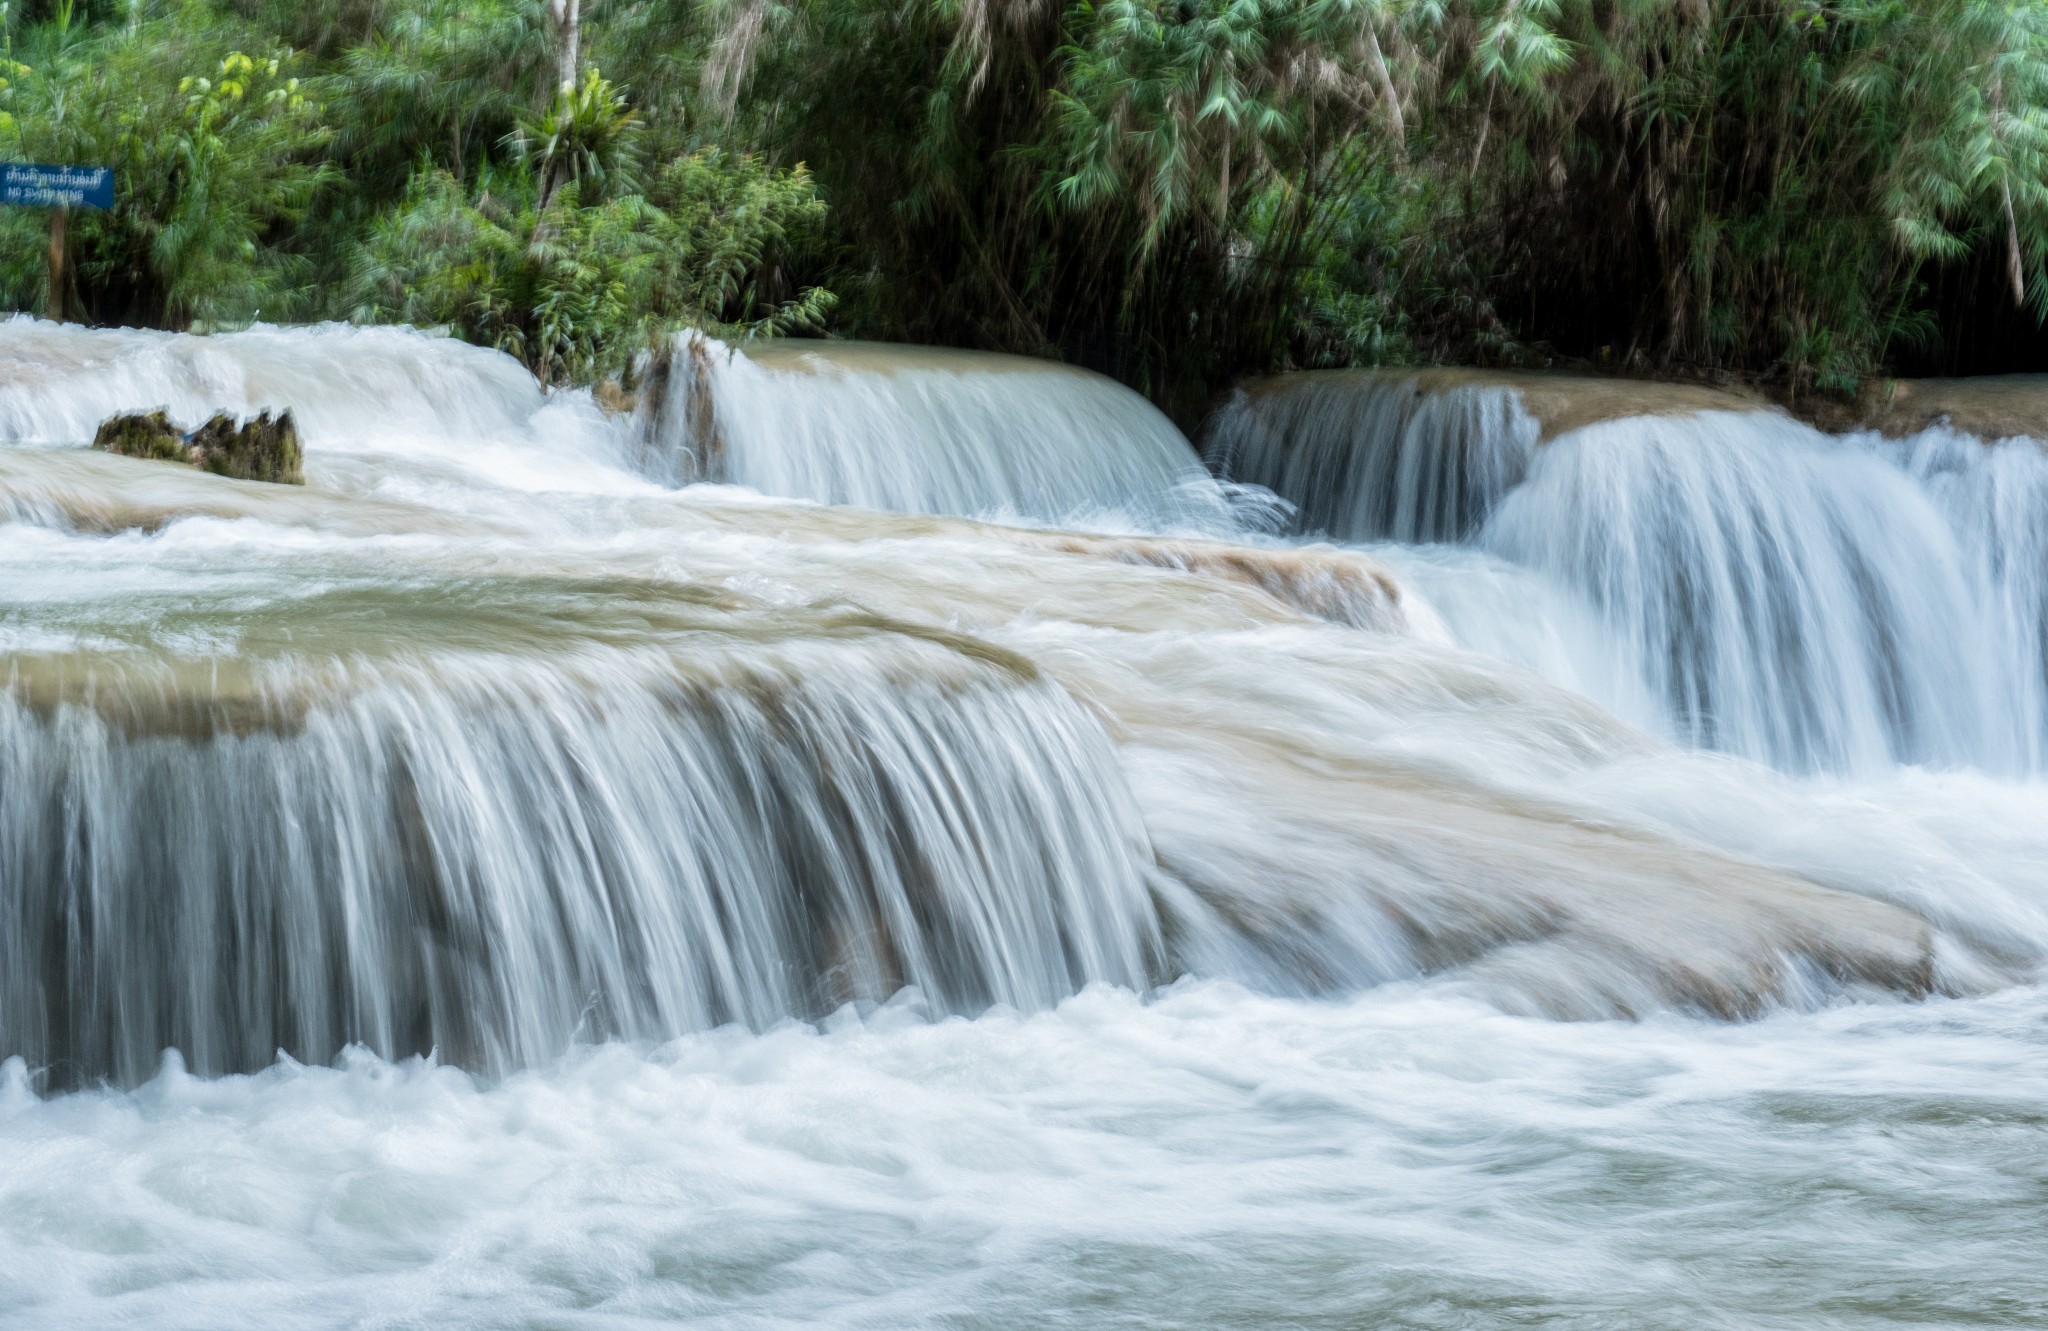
[1847, 375, 2048, 442]
[92, 410, 188, 463]
[190, 410, 304, 485]
[91, 410, 304, 485]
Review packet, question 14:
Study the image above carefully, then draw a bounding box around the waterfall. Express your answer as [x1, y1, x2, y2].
[0, 643, 1161, 1088]
[633, 334, 1235, 527]
[1486, 413, 2005, 773]
[0, 317, 543, 451]
[1208, 369, 2048, 775]
[1888, 425, 2048, 771]
[5, 324, 2048, 1328]
[6, 323, 2048, 1094]
[1203, 371, 1542, 542]
[1202, 370, 1768, 543]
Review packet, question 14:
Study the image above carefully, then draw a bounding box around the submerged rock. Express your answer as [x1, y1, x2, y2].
[91, 409, 304, 485]
[92, 410, 189, 463]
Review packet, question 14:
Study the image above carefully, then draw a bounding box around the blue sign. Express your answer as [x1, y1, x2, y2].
[2, 163, 114, 210]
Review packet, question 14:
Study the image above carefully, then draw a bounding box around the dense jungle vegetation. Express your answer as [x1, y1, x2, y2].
[4, 0, 2048, 417]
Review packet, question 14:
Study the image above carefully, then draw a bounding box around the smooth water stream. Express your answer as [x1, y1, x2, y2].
[2, 323, 2045, 1327]
[632, 334, 1240, 529]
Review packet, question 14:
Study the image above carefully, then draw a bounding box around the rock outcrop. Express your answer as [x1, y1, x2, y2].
[92, 410, 188, 463]
[1832, 375, 2048, 442]
[632, 332, 727, 484]
[189, 410, 303, 485]
[91, 409, 304, 485]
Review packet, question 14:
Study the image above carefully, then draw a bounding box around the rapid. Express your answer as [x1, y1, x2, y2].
[1, 323, 2044, 1328]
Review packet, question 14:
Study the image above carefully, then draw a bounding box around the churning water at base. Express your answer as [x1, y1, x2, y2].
[3, 323, 2048, 1326]
[6, 985, 2046, 1330]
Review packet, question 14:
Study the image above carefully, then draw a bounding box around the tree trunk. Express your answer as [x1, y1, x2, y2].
[1364, 30, 1405, 150]
[551, 0, 581, 95]
[2005, 175, 2027, 307]
[46, 207, 67, 324]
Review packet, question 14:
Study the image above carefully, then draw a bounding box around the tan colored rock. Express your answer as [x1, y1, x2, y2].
[1835, 375, 2048, 442]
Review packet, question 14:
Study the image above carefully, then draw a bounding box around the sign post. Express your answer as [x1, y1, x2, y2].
[47, 204, 64, 323]
[2, 164, 115, 324]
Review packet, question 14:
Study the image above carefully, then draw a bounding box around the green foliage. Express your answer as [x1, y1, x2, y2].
[1474, 0, 2048, 390]
[704, 0, 1557, 411]
[714, 0, 2048, 400]
[5, 0, 2048, 401]
[327, 0, 550, 194]
[509, 66, 643, 207]
[346, 167, 528, 350]
[351, 148, 832, 384]
[0, 8, 334, 325]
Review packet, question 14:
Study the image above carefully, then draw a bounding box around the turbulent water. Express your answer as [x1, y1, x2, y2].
[2, 321, 2045, 1327]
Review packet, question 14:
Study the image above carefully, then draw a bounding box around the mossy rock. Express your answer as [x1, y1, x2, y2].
[189, 410, 305, 486]
[93, 411, 192, 464]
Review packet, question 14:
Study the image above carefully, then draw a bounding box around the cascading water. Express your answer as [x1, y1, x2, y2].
[1209, 369, 2048, 774]
[0, 316, 542, 450]
[1888, 424, 2048, 770]
[4, 604, 1168, 1087]
[631, 333, 1238, 527]
[3, 322, 2047, 1327]
[1486, 412, 2012, 773]
[1203, 370, 1543, 542]
[1203, 369, 1765, 543]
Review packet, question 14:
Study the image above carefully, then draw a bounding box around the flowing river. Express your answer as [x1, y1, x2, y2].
[1, 322, 2044, 1328]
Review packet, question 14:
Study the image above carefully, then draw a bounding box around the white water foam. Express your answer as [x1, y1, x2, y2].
[2, 984, 2044, 1329]
[0, 318, 542, 450]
